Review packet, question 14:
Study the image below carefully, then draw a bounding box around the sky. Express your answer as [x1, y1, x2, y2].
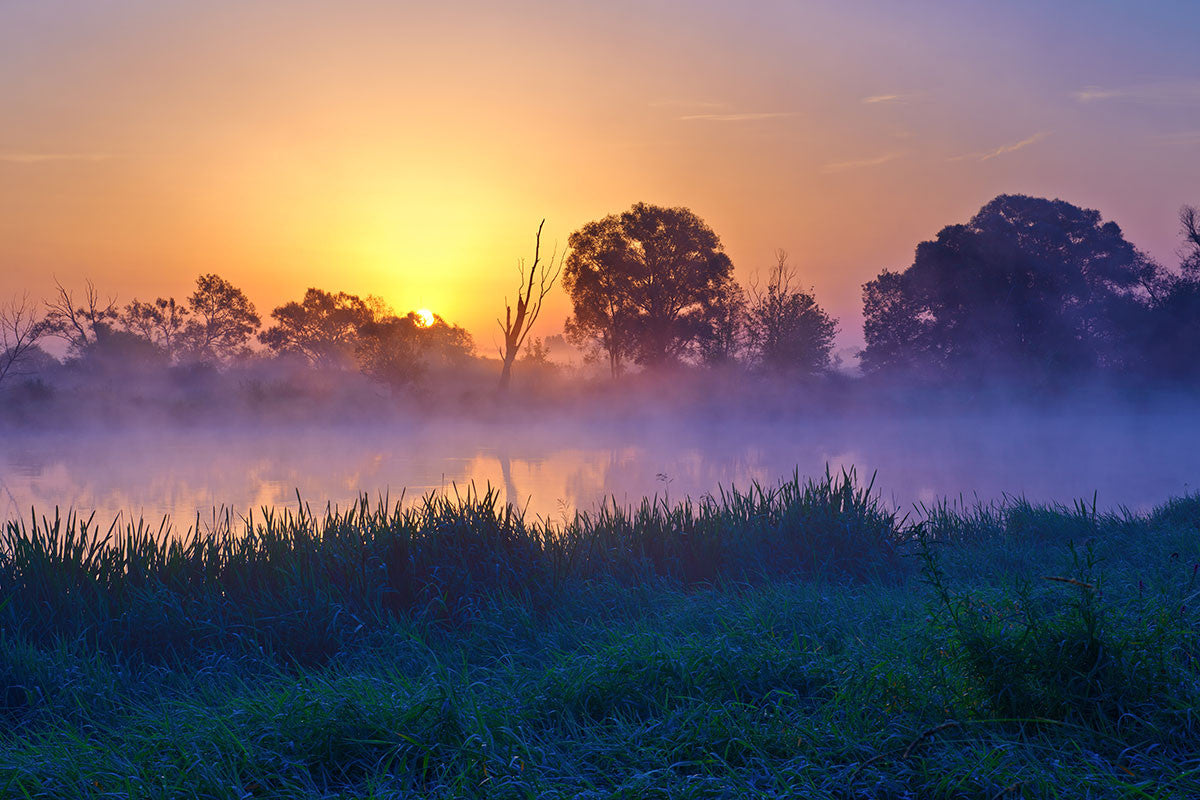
[2, 0, 1198, 361]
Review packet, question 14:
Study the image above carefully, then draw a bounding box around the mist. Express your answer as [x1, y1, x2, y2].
[3, 381, 1197, 530]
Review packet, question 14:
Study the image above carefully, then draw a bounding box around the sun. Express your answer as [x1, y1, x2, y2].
[414, 308, 435, 328]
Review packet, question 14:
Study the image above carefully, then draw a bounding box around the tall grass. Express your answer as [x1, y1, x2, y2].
[2, 474, 1198, 797]
[0, 468, 901, 660]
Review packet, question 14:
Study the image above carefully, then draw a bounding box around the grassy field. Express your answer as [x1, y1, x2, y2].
[0, 470, 1197, 798]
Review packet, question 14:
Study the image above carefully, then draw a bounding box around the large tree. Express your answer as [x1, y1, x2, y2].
[859, 195, 1157, 381]
[563, 203, 735, 372]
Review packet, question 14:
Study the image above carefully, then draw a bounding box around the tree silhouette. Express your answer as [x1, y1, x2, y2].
[120, 297, 189, 360]
[859, 270, 923, 375]
[860, 195, 1156, 381]
[1139, 205, 1200, 382]
[357, 311, 475, 390]
[182, 274, 261, 363]
[260, 289, 376, 367]
[0, 294, 47, 388]
[563, 203, 735, 372]
[497, 219, 562, 390]
[747, 250, 837, 374]
[696, 281, 748, 365]
[43, 279, 117, 355]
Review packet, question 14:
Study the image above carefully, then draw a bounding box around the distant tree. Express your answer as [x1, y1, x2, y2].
[1181, 205, 1200, 276]
[1138, 205, 1200, 382]
[696, 281, 748, 366]
[43, 279, 117, 355]
[182, 274, 261, 363]
[859, 194, 1156, 381]
[76, 327, 170, 375]
[497, 219, 562, 390]
[564, 203, 735, 373]
[356, 311, 475, 389]
[120, 297, 190, 360]
[0, 294, 47, 388]
[260, 288, 375, 367]
[746, 250, 837, 373]
[518, 336, 552, 366]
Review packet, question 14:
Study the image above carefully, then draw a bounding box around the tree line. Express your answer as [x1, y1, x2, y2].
[3, 193, 1200, 403]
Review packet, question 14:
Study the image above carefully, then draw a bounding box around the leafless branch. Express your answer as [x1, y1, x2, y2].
[497, 219, 564, 389]
[0, 293, 47, 387]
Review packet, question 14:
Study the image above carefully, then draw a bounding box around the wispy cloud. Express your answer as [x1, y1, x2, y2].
[821, 152, 902, 174]
[1152, 130, 1200, 145]
[1072, 82, 1200, 105]
[862, 94, 906, 104]
[680, 111, 799, 122]
[650, 99, 726, 110]
[0, 152, 117, 164]
[949, 131, 1050, 162]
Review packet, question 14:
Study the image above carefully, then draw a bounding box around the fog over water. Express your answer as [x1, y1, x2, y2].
[2, 409, 1197, 531]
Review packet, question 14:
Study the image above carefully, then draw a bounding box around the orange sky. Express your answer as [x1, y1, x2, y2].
[3, 1, 1198, 360]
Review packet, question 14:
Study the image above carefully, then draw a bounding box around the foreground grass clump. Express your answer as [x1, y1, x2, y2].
[0, 468, 899, 660]
[0, 475, 1198, 798]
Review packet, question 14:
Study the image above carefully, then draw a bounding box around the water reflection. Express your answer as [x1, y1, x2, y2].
[1, 413, 1196, 531]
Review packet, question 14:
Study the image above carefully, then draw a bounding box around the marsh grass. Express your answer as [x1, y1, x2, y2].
[0, 473, 1197, 798]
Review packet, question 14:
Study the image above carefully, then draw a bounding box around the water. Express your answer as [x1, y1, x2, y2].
[1, 412, 1197, 531]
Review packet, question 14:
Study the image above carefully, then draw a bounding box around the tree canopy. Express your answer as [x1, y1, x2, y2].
[860, 194, 1159, 382]
[563, 203, 736, 372]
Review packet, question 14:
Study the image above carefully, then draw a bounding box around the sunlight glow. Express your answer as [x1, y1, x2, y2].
[414, 308, 435, 327]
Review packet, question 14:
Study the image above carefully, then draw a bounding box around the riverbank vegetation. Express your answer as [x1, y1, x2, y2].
[1, 471, 1197, 797]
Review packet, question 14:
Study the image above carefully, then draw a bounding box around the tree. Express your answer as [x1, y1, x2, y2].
[1138, 205, 1200, 382]
[859, 270, 924, 375]
[1181, 205, 1200, 276]
[43, 278, 117, 355]
[747, 250, 837, 373]
[0, 294, 47, 388]
[696, 281, 748, 365]
[859, 194, 1155, 381]
[356, 311, 475, 389]
[497, 219, 562, 390]
[182, 274, 261, 363]
[563, 203, 735, 373]
[120, 297, 189, 360]
[260, 288, 376, 367]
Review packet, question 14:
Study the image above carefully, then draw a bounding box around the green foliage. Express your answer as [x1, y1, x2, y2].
[1, 477, 1199, 797]
[0, 470, 902, 661]
[918, 517, 1200, 735]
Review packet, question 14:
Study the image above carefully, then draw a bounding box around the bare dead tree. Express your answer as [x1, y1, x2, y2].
[43, 278, 117, 354]
[497, 219, 562, 390]
[0, 294, 47, 388]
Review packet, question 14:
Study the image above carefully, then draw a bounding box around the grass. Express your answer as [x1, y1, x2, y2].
[0, 469, 1197, 798]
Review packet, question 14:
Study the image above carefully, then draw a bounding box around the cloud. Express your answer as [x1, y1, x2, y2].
[650, 99, 726, 109]
[1152, 130, 1200, 145]
[1072, 83, 1200, 105]
[949, 131, 1050, 162]
[0, 152, 117, 164]
[862, 94, 906, 104]
[821, 152, 902, 174]
[679, 111, 799, 122]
